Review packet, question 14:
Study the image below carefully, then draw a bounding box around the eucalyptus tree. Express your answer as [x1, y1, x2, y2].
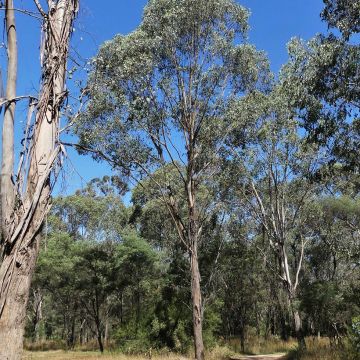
[52, 176, 129, 242]
[225, 89, 322, 348]
[298, 195, 360, 341]
[281, 35, 360, 172]
[0, 1, 78, 358]
[75, 0, 269, 358]
[280, 0, 360, 174]
[30, 179, 161, 352]
[276, 6, 360, 340]
[321, 0, 360, 40]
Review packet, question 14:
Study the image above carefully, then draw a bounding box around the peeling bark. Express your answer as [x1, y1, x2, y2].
[0, 1, 78, 359]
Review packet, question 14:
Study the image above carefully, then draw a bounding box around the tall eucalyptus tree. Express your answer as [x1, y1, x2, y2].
[75, 0, 269, 358]
[224, 89, 322, 348]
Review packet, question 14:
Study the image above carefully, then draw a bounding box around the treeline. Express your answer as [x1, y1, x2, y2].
[25, 175, 359, 354]
[25, 0, 360, 358]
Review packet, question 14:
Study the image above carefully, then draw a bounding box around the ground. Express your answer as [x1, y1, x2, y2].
[232, 354, 287, 360]
[22, 351, 287, 360]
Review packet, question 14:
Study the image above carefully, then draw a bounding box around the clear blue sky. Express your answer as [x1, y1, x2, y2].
[1, 0, 328, 197]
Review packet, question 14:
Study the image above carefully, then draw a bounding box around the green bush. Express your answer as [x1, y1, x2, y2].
[114, 320, 151, 354]
[348, 316, 360, 360]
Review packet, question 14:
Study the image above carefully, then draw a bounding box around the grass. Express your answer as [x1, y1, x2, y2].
[22, 337, 295, 360]
[22, 346, 233, 360]
[227, 336, 297, 355]
[285, 337, 355, 360]
[24, 337, 356, 360]
[22, 351, 188, 360]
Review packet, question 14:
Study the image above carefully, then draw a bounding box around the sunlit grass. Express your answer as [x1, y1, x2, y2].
[22, 346, 233, 360]
[227, 336, 297, 355]
[286, 337, 350, 360]
[24, 338, 353, 360]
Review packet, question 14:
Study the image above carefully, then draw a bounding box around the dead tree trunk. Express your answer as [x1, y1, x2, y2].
[0, 1, 78, 359]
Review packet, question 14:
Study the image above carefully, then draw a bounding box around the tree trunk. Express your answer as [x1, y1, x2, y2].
[79, 318, 86, 345]
[0, 235, 40, 360]
[0, 1, 78, 359]
[0, 0, 17, 247]
[239, 322, 245, 353]
[95, 318, 104, 353]
[104, 318, 109, 344]
[68, 313, 76, 349]
[32, 288, 43, 342]
[190, 247, 205, 360]
[293, 307, 306, 349]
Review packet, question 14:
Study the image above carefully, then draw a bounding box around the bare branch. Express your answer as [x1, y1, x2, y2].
[33, 0, 47, 17]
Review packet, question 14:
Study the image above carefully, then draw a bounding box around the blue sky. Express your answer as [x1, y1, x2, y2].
[1, 0, 328, 197]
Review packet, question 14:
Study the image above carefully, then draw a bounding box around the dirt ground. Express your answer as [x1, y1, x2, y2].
[229, 354, 287, 360]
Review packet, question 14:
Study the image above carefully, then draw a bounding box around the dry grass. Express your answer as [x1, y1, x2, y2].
[286, 337, 346, 360]
[22, 352, 188, 360]
[23, 337, 357, 360]
[227, 337, 297, 355]
[22, 351, 190, 360]
[22, 346, 233, 360]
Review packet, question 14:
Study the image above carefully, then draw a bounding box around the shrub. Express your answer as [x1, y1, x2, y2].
[348, 316, 360, 360]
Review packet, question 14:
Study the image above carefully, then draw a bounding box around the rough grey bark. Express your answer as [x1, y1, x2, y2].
[0, 1, 78, 359]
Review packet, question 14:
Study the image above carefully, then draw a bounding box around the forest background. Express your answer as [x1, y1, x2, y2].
[0, 1, 358, 360]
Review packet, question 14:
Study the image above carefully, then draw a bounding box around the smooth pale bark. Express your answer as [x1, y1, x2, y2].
[0, 1, 78, 359]
[0, 0, 17, 246]
[251, 178, 308, 350]
[32, 288, 43, 342]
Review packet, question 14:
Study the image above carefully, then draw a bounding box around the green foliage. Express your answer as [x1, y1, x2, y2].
[280, 2, 360, 172]
[77, 0, 270, 182]
[203, 300, 223, 348]
[322, 0, 360, 39]
[349, 316, 360, 358]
